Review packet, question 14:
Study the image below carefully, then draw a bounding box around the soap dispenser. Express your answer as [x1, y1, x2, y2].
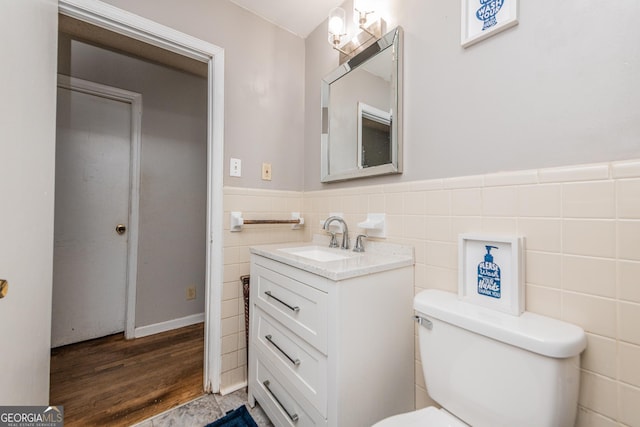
[477, 245, 501, 299]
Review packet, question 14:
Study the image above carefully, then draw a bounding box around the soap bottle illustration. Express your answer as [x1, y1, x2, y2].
[477, 245, 501, 299]
[476, 0, 504, 31]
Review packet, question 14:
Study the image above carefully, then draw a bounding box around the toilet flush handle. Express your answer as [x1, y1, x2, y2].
[414, 315, 433, 330]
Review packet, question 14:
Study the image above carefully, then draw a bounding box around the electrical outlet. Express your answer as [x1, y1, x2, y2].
[262, 163, 272, 181]
[230, 158, 241, 177]
[186, 286, 196, 300]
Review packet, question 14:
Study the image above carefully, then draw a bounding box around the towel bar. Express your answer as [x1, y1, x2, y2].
[230, 211, 304, 231]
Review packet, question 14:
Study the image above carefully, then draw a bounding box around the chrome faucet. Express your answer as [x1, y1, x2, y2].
[323, 216, 349, 250]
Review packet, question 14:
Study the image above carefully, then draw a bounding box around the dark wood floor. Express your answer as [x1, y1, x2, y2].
[50, 322, 204, 427]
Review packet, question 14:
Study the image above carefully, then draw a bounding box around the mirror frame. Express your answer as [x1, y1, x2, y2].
[321, 26, 403, 183]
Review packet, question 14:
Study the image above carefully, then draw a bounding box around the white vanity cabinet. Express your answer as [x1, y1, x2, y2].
[248, 246, 414, 427]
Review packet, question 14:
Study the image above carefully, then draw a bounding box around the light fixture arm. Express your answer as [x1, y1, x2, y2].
[333, 46, 349, 55]
[355, 8, 374, 26]
[359, 22, 377, 37]
[331, 34, 349, 55]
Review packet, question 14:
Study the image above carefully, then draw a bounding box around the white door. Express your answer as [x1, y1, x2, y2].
[51, 86, 131, 347]
[0, 0, 57, 404]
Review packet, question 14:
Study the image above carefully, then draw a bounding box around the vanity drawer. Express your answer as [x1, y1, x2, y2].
[252, 264, 328, 353]
[253, 357, 326, 427]
[253, 307, 327, 415]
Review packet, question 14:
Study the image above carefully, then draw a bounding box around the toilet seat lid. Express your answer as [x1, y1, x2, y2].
[374, 406, 469, 427]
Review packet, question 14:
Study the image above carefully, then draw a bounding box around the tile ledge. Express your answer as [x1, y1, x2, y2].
[537, 163, 610, 183]
[484, 170, 539, 187]
[443, 174, 484, 189]
[612, 160, 640, 179]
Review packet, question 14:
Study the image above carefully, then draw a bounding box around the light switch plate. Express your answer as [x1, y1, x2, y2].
[230, 158, 241, 177]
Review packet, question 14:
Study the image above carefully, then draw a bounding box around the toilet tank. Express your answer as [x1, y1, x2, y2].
[415, 290, 587, 427]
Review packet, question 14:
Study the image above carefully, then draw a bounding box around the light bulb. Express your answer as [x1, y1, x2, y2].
[329, 15, 344, 35]
[327, 7, 346, 46]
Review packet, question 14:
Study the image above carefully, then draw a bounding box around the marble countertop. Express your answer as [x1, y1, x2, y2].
[250, 235, 414, 281]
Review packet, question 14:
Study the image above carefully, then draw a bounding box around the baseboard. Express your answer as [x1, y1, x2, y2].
[219, 380, 247, 396]
[134, 312, 205, 338]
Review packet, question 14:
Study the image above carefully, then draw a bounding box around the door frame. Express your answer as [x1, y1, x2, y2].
[58, 0, 225, 393]
[56, 74, 142, 340]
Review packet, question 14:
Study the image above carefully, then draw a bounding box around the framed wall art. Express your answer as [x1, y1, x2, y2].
[461, 0, 519, 48]
[458, 233, 525, 315]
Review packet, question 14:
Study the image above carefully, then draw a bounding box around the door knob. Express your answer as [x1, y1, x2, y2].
[0, 279, 8, 299]
[115, 224, 127, 235]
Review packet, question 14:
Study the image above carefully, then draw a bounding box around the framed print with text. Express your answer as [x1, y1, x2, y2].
[458, 233, 525, 315]
[461, 0, 519, 48]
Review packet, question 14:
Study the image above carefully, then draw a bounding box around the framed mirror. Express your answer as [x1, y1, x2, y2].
[321, 26, 403, 183]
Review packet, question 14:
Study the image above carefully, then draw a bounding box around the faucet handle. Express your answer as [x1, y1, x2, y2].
[353, 234, 367, 252]
[328, 232, 339, 248]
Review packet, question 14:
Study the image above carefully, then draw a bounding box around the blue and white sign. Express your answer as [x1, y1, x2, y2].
[477, 245, 501, 298]
[461, 0, 519, 48]
[459, 234, 525, 316]
[476, 0, 504, 30]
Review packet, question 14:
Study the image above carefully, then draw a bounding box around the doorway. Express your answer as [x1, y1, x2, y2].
[51, 34, 208, 421]
[57, 0, 225, 394]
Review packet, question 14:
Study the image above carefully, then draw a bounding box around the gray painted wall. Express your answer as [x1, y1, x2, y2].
[88, 0, 640, 193]
[58, 36, 208, 327]
[305, 0, 640, 190]
[101, 0, 306, 191]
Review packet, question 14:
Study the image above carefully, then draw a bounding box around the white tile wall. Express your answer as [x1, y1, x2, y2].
[620, 384, 640, 426]
[562, 256, 616, 298]
[526, 251, 562, 288]
[618, 179, 640, 218]
[578, 371, 618, 420]
[619, 221, 640, 261]
[563, 292, 616, 338]
[525, 284, 562, 318]
[563, 220, 616, 258]
[563, 181, 616, 219]
[619, 342, 640, 388]
[518, 184, 562, 217]
[482, 186, 519, 217]
[576, 408, 620, 427]
[223, 159, 640, 426]
[221, 187, 306, 393]
[619, 261, 640, 303]
[581, 334, 617, 379]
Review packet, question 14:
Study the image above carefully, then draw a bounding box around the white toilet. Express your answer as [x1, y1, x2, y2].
[375, 289, 587, 427]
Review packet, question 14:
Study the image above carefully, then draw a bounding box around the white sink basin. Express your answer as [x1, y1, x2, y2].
[279, 246, 354, 262]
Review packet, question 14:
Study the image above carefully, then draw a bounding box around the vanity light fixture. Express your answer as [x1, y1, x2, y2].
[327, 1, 385, 63]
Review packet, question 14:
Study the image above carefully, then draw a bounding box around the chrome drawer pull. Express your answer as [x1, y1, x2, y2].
[264, 291, 300, 312]
[263, 380, 299, 423]
[265, 334, 301, 366]
[414, 315, 433, 330]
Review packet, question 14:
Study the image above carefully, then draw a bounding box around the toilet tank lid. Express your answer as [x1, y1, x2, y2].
[414, 290, 587, 358]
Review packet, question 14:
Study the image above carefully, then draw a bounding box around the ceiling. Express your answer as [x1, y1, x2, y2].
[228, 0, 344, 38]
